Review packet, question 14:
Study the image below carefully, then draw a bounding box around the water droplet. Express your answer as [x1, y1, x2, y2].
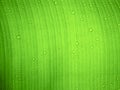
[90, 46, 94, 48]
[90, 4, 93, 7]
[81, 18, 84, 21]
[12, 80, 15, 85]
[33, 57, 37, 64]
[96, 38, 99, 41]
[28, 21, 32, 24]
[33, 57, 35, 60]
[86, 15, 89, 18]
[8, 9, 11, 13]
[72, 10, 75, 15]
[38, 0, 41, 4]
[110, 83, 113, 85]
[84, 3, 86, 6]
[53, 1, 57, 5]
[21, 5, 25, 9]
[116, 76, 119, 80]
[72, 50, 75, 54]
[104, 17, 107, 20]
[43, 50, 47, 55]
[16, 35, 20, 39]
[89, 28, 93, 32]
[76, 41, 79, 45]
[76, 87, 79, 90]
[16, 75, 19, 78]
[102, 84, 105, 88]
